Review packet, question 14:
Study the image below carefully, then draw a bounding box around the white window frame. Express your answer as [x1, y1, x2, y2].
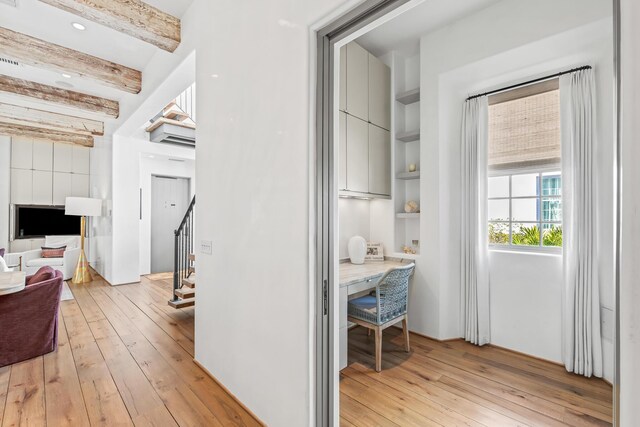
[488, 165, 562, 254]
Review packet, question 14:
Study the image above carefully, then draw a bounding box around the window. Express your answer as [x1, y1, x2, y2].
[487, 82, 562, 249]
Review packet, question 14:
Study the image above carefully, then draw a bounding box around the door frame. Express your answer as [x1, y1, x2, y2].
[314, 1, 622, 426]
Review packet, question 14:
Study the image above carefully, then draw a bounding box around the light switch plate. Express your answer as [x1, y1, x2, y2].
[200, 240, 212, 255]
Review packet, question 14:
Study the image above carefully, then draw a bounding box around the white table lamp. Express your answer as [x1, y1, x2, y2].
[65, 197, 102, 284]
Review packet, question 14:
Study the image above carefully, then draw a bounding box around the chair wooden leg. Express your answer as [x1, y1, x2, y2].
[375, 327, 382, 372]
[402, 316, 410, 352]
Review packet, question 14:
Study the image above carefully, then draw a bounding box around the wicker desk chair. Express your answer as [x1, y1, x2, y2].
[347, 263, 415, 372]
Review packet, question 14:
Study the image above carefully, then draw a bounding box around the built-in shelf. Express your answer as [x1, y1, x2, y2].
[395, 88, 420, 105]
[396, 212, 420, 219]
[396, 130, 420, 142]
[397, 171, 420, 180]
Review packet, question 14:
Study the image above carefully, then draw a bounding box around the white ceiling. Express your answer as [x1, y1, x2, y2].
[357, 0, 503, 56]
[0, 0, 194, 122]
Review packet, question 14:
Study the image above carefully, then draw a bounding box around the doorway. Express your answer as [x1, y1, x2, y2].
[315, 0, 621, 426]
[150, 175, 190, 273]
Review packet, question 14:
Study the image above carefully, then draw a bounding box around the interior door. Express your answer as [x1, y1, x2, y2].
[151, 175, 190, 273]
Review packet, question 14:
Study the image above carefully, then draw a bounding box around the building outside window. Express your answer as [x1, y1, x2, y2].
[487, 81, 562, 249]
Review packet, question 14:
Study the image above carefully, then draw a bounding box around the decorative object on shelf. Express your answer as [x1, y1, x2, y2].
[404, 200, 419, 213]
[65, 197, 102, 284]
[365, 242, 384, 261]
[348, 235, 367, 265]
[408, 163, 417, 172]
[402, 245, 417, 255]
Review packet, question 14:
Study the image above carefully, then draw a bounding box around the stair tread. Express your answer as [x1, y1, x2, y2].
[174, 287, 195, 298]
[188, 253, 196, 262]
[182, 276, 195, 288]
[168, 297, 195, 308]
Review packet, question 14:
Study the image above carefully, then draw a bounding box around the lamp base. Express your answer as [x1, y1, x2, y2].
[72, 249, 92, 284]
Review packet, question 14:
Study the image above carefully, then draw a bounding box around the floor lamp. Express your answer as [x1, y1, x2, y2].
[65, 197, 102, 284]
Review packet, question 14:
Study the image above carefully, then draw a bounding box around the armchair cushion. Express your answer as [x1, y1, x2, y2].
[26, 257, 64, 267]
[26, 266, 56, 286]
[41, 246, 66, 258]
[0, 248, 4, 257]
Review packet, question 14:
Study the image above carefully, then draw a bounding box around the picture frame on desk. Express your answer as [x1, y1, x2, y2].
[365, 242, 384, 261]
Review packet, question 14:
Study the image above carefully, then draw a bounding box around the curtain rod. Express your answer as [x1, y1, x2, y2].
[466, 65, 592, 101]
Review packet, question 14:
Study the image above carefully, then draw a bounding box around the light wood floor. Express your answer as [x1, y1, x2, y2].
[0, 273, 260, 427]
[341, 327, 613, 427]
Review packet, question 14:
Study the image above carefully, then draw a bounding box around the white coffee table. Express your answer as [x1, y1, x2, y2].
[0, 271, 26, 296]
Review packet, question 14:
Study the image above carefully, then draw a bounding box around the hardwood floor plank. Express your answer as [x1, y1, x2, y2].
[0, 366, 10, 425]
[97, 285, 260, 427]
[2, 357, 46, 427]
[342, 365, 487, 427]
[340, 393, 400, 427]
[81, 285, 232, 426]
[66, 282, 179, 427]
[341, 375, 443, 426]
[61, 299, 134, 427]
[43, 310, 91, 427]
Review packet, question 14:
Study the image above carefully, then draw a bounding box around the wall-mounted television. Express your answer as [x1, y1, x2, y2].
[13, 205, 80, 239]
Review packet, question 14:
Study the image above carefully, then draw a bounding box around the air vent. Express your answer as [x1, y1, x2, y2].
[0, 57, 20, 66]
[148, 122, 195, 148]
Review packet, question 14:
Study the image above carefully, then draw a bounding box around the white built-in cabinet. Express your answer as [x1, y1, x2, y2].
[339, 41, 391, 198]
[10, 137, 90, 206]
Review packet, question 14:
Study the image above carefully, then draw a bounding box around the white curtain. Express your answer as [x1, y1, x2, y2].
[460, 96, 491, 346]
[560, 68, 603, 378]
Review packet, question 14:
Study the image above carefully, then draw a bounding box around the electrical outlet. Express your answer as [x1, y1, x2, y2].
[200, 240, 212, 255]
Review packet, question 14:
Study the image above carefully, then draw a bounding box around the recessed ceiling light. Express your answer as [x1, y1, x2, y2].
[61, 73, 72, 79]
[71, 22, 86, 31]
[210, 74, 219, 79]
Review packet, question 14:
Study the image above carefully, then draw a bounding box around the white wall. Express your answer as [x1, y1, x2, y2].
[138, 155, 195, 275]
[110, 132, 195, 284]
[89, 136, 113, 281]
[193, 0, 358, 424]
[414, 0, 613, 378]
[338, 198, 370, 259]
[620, 0, 640, 423]
[0, 136, 10, 251]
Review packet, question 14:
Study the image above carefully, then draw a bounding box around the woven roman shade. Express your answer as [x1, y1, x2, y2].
[488, 88, 560, 170]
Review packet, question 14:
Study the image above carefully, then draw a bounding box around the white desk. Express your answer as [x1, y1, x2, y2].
[0, 271, 26, 296]
[338, 259, 412, 370]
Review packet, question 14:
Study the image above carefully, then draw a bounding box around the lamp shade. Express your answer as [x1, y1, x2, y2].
[65, 197, 102, 217]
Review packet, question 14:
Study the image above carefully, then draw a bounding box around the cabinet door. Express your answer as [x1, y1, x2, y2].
[346, 115, 368, 193]
[72, 146, 90, 174]
[53, 172, 72, 205]
[339, 45, 347, 112]
[346, 42, 369, 121]
[32, 170, 53, 204]
[53, 143, 73, 172]
[32, 140, 53, 171]
[11, 169, 32, 204]
[339, 111, 347, 190]
[368, 54, 391, 130]
[368, 124, 391, 196]
[11, 137, 33, 170]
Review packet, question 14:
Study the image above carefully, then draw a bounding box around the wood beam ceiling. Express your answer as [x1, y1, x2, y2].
[0, 122, 93, 147]
[0, 27, 142, 93]
[0, 102, 103, 136]
[0, 75, 119, 119]
[38, 0, 181, 52]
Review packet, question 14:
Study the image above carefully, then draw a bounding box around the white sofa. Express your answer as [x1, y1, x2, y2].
[20, 236, 81, 280]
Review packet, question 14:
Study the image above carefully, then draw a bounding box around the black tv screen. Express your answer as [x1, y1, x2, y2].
[15, 205, 80, 239]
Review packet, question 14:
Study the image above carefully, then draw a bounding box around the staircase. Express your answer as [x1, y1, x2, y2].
[169, 195, 196, 308]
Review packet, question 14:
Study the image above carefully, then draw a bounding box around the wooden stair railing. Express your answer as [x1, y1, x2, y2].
[169, 195, 196, 308]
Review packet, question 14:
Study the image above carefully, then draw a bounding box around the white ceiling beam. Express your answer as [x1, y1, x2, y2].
[0, 26, 142, 94]
[0, 74, 119, 119]
[38, 0, 181, 52]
